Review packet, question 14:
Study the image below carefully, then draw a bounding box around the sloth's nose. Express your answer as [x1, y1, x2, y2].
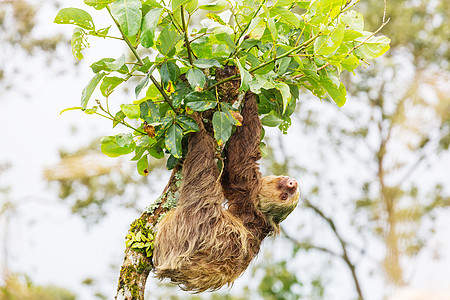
[287, 179, 297, 190]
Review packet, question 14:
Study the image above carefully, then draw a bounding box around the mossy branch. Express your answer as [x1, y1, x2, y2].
[115, 166, 182, 300]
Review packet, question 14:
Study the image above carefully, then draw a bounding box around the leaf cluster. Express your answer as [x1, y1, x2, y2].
[126, 228, 155, 257]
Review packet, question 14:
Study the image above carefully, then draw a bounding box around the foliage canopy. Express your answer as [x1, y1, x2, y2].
[55, 0, 390, 172]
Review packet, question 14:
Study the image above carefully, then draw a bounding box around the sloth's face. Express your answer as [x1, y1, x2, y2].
[258, 175, 300, 227]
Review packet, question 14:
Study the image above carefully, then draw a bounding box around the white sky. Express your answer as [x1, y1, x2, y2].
[0, 1, 450, 299]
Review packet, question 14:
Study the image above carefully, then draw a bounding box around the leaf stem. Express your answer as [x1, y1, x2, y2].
[229, 0, 266, 58]
[180, 6, 195, 65]
[106, 5, 176, 112]
[90, 33, 124, 40]
[165, 10, 183, 33]
[96, 100, 146, 135]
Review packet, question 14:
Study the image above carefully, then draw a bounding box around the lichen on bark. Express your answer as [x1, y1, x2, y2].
[115, 166, 182, 300]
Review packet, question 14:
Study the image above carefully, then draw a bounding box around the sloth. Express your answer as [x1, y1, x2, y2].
[153, 92, 300, 292]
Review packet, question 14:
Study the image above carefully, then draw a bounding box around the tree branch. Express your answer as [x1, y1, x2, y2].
[115, 166, 182, 300]
[292, 18, 390, 79]
[106, 6, 175, 112]
[280, 227, 341, 258]
[304, 200, 365, 300]
[180, 6, 194, 65]
[206, 30, 322, 92]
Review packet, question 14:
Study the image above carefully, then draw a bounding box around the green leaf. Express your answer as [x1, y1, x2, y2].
[132, 242, 145, 248]
[137, 155, 149, 175]
[166, 155, 180, 170]
[132, 145, 145, 161]
[84, 0, 115, 10]
[138, 57, 153, 73]
[249, 74, 269, 94]
[172, 85, 190, 107]
[84, 106, 98, 114]
[81, 72, 105, 109]
[341, 55, 360, 72]
[206, 13, 227, 25]
[100, 76, 124, 96]
[247, 17, 266, 40]
[60, 107, 84, 114]
[186, 68, 206, 90]
[172, 0, 189, 11]
[198, 0, 227, 11]
[176, 115, 199, 133]
[105, 54, 126, 71]
[101, 134, 136, 157]
[261, 114, 284, 127]
[71, 27, 87, 60]
[90, 58, 129, 74]
[145, 84, 163, 101]
[253, 61, 275, 75]
[160, 61, 180, 90]
[141, 8, 163, 48]
[165, 124, 183, 158]
[116, 132, 135, 147]
[92, 26, 111, 37]
[354, 34, 391, 59]
[274, 0, 295, 6]
[185, 0, 198, 13]
[276, 57, 291, 75]
[240, 38, 259, 50]
[193, 59, 222, 69]
[156, 25, 182, 57]
[140, 100, 161, 124]
[341, 10, 364, 31]
[54, 8, 95, 30]
[212, 111, 232, 146]
[110, 0, 142, 37]
[190, 36, 214, 58]
[113, 110, 126, 128]
[273, 81, 291, 114]
[136, 135, 151, 147]
[135, 231, 142, 241]
[271, 6, 300, 28]
[319, 76, 347, 106]
[314, 24, 345, 56]
[135, 73, 150, 98]
[266, 17, 278, 41]
[214, 33, 236, 51]
[121, 104, 141, 119]
[149, 144, 164, 159]
[143, 0, 163, 8]
[221, 103, 241, 126]
[185, 91, 217, 111]
[235, 58, 251, 92]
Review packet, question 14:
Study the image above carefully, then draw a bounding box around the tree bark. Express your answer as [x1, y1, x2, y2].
[115, 165, 182, 300]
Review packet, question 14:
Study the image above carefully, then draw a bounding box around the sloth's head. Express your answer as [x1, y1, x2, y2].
[258, 175, 300, 232]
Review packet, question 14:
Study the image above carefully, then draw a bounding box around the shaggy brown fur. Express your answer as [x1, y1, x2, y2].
[153, 93, 300, 292]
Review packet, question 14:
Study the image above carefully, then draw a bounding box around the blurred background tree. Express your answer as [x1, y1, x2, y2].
[1, 0, 450, 299]
[0, 0, 64, 91]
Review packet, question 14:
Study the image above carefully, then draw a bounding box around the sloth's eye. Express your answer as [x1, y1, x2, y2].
[280, 193, 288, 200]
